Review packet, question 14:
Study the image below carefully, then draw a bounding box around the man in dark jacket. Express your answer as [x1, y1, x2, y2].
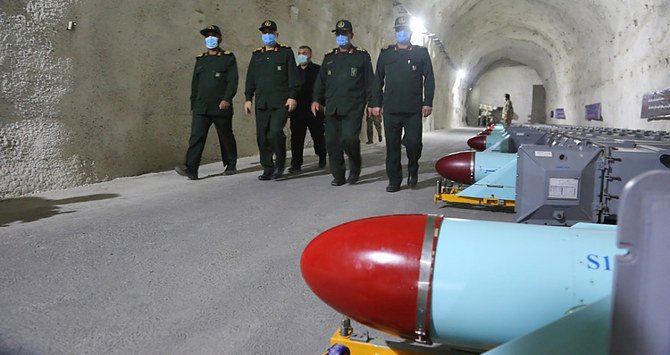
[176, 25, 238, 180]
[371, 16, 435, 192]
[312, 20, 375, 186]
[244, 20, 300, 181]
[289, 45, 327, 173]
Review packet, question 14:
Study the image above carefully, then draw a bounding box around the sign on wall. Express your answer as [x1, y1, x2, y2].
[641, 88, 670, 120]
[555, 108, 566, 120]
[585, 103, 602, 121]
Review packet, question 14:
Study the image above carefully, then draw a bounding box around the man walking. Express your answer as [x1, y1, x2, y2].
[371, 16, 435, 192]
[312, 20, 375, 186]
[289, 45, 327, 173]
[244, 20, 299, 180]
[176, 25, 238, 180]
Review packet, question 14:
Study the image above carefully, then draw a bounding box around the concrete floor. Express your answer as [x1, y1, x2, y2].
[0, 128, 515, 354]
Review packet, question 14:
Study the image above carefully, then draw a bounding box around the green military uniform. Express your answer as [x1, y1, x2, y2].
[245, 20, 299, 178]
[373, 23, 435, 189]
[313, 21, 374, 184]
[181, 25, 238, 179]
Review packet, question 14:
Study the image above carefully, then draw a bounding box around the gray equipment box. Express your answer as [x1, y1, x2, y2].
[597, 144, 670, 222]
[515, 145, 603, 226]
[507, 131, 548, 153]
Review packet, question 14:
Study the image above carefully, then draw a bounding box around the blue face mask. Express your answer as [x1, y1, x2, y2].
[396, 30, 411, 45]
[336, 35, 349, 47]
[262, 33, 277, 46]
[297, 54, 309, 65]
[205, 36, 219, 49]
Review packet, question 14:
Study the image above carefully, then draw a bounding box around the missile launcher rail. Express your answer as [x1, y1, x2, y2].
[433, 178, 515, 209]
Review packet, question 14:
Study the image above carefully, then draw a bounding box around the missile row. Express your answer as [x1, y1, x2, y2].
[300, 124, 670, 354]
[435, 124, 670, 225]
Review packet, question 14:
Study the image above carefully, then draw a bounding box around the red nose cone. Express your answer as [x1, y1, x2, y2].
[467, 135, 487, 151]
[301, 215, 429, 340]
[435, 151, 475, 184]
[478, 129, 492, 136]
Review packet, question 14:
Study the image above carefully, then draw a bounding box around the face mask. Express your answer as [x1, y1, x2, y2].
[396, 30, 411, 45]
[297, 54, 309, 65]
[205, 36, 219, 49]
[262, 33, 277, 46]
[336, 35, 349, 47]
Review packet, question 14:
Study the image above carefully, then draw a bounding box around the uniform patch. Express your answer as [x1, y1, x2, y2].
[412, 65, 417, 71]
[350, 67, 358, 77]
[327, 69, 332, 76]
[277, 65, 282, 71]
[215, 72, 221, 77]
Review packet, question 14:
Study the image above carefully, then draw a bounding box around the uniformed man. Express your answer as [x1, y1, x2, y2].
[312, 20, 375, 186]
[244, 20, 299, 180]
[370, 16, 435, 192]
[176, 24, 238, 180]
[503, 93, 514, 126]
[289, 45, 327, 173]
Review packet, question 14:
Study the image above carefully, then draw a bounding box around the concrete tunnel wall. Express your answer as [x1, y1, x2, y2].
[405, 0, 670, 129]
[1, 0, 669, 198]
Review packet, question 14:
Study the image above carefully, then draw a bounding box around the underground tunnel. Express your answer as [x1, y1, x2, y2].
[0, 0, 669, 354]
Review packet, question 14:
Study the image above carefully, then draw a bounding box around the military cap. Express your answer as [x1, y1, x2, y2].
[394, 16, 411, 30]
[331, 19, 353, 33]
[259, 19, 278, 32]
[200, 25, 222, 37]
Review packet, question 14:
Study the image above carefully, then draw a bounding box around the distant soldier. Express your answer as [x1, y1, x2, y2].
[176, 25, 238, 180]
[503, 93, 514, 126]
[289, 45, 327, 173]
[370, 16, 435, 192]
[312, 20, 375, 186]
[244, 20, 299, 180]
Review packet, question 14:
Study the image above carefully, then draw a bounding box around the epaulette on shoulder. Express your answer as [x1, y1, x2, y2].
[325, 48, 338, 56]
[356, 47, 367, 53]
[382, 45, 394, 51]
[279, 43, 291, 48]
[196, 52, 206, 58]
[222, 50, 233, 55]
[253, 47, 263, 53]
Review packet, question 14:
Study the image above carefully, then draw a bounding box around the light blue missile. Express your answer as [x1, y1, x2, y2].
[435, 151, 517, 200]
[301, 214, 626, 349]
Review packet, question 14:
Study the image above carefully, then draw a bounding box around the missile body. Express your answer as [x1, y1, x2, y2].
[435, 151, 515, 184]
[470, 126, 507, 151]
[301, 215, 624, 349]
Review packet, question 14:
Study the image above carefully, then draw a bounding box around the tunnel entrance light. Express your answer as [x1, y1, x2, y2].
[410, 17, 427, 34]
[457, 69, 468, 80]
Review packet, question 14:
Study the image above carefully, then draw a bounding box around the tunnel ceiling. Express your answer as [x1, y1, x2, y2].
[404, 0, 616, 89]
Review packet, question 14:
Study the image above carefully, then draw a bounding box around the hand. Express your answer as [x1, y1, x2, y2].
[370, 107, 382, 117]
[219, 100, 231, 110]
[311, 102, 321, 116]
[422, 106, 433, 118]
[286, 98, 297, 112]
[244, 101, 253, 116]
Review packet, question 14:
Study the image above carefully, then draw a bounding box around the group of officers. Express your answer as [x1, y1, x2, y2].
[176, 16, 435, 193]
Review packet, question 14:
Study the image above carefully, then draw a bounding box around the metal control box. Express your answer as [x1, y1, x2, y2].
[515, 145, 603, 226]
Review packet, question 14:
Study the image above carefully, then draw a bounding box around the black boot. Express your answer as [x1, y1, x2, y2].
[175, 165, 198, 180]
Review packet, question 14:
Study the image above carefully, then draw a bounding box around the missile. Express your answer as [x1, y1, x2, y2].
[435, 151, 516, 184]
[470, 126, 508, 151]
[467, 135, 487, 151]
[300, 214, 624, 349]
